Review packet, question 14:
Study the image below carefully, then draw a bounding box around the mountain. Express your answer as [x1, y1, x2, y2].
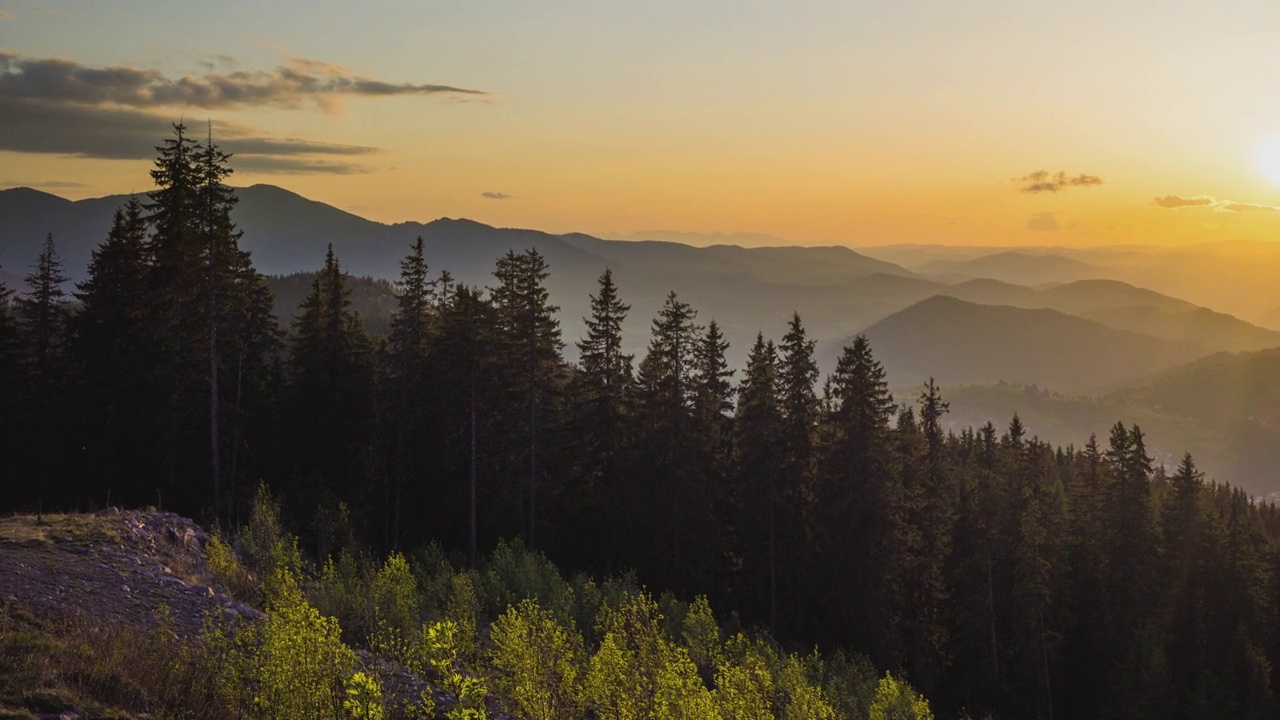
[1110, 348, 1280, 428]
[916, 251, 1102, 285]
[848, 296, 1209, 394]
[1080, 305, 1280, 353]
[0, 184, 924, 369]
[935, 383, 1280, 498]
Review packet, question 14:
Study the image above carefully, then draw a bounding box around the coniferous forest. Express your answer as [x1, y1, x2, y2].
[3, 125, 1280, 720]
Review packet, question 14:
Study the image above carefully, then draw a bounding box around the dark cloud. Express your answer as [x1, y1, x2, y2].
[0, 52, 487, 111]
[1026, 212, 1061, 231]
[481, 191, 512, 200]
[0, 96, 377, 173]
[1152, 195, 1215, 208]
[1015, 170, 1104, 194]
[1217, 202, 1278, 213]
[0, 180, 87, 189]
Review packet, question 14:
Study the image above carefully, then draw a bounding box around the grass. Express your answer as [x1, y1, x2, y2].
[0, 513, 123, 548]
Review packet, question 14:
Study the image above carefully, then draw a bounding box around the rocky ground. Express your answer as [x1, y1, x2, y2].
[0, 509, 491, 720]
[0, 509, 260, 639]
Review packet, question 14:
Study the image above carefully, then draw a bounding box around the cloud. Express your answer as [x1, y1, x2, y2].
[0, 51, 487, 112]
[1152, 195, 1215, 208]
[1015, 170, 1104, 193]
[1150, 195, 1279, 213]
[481, 191, 512, 200]
[0, 11, 13, 21]
[0, 96, 378, 173]
[0, 180, 87, 189]
[1217, 202, 1279, 213]
[1026, 212, 1061, 231]
[0, 50, 485, 173]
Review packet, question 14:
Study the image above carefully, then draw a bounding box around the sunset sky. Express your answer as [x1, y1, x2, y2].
[3, 0, 1280, 246]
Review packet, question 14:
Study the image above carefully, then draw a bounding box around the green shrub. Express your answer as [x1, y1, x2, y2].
[343, 670, 385, 720]
[254, 567, 357, 720]
[869, 671, 935, 720]
[489, 599, 585, 720]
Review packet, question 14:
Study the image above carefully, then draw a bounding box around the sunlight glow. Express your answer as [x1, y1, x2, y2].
[1258, 136, 1280, 185]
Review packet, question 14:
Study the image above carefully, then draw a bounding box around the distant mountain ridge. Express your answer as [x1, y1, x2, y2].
[847, 295, 1210, 394]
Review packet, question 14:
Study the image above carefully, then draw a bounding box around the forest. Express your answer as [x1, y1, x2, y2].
[1, 125, 1279, 720]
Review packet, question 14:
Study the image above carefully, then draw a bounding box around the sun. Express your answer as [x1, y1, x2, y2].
[1258, 136, 1280, 185]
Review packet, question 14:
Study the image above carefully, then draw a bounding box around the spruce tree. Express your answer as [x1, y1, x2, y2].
[732, 333, 783, 632]
[635, 291, 700, 586]
[68, 199, 156, 502]
[386, 237, 436, 547]
[17, 233, 69, 392]
[775, 312, 820, 637]
[286, 245, 375, 514]
[818, 334, 902, 664]
[568, 268, 634, 565]
[490, 248, 562, 548]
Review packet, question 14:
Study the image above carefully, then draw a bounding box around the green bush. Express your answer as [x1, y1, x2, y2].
[489, 598, 585, 720]
[869, 671, 935, 720]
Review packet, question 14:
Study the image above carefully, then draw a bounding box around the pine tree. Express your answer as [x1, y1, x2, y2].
[732, 333, 783, 632]
[386, 237, 436, 547]
[1100, 422, 1161, 719]
[286, 245, 375, 513]
[635, 291, 700, 586]
[775, 312, 820, 637]
[491, 249, 562, 548]
[68, 198, 156, 503]
[818, 334, 902, 664]
[568, 268, 634, 565]
[17, 233, 69, 391]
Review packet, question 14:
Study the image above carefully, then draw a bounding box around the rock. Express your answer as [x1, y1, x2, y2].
[121, 584, 130, 593]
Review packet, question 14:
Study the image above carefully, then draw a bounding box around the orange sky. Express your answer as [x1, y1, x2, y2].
[3, 0, 1280, 246]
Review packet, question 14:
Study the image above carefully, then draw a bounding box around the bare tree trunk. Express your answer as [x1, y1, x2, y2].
[208, 226, 220, 517]
[469, 376, 478, 568]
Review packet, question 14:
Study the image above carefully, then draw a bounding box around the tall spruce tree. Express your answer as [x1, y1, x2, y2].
[819, 334, 903, 664]
[68, 199, 156, 503]
[635, 291, 700, 586]
[732, 333, 783, 632]
[490, 248, 562, 548]
[17, 233, 69, 393]
[386, 237, 436, 547]
[286, 245, 375, 515]
[568, 268, 634, 565]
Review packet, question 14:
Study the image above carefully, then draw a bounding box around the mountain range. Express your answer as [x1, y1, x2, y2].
[6, 183, 1280, 492]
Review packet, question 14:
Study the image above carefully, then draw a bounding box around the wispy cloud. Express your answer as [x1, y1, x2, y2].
[481, 191, 512, 200]
[1152, 195, 1215, 209]
[0, 97, 379, 173]
[1027, 212, 1061, 231]
[1217, 202, 1278, 213]
[0, 10, 13, 21]
[1151, 195, 1279, 213]
[1014, 170, 1103, 194]
[0, 179, 86, 189]
[0, 52, 487, 112]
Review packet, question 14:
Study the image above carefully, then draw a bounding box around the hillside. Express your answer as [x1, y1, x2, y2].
[931, 383, 1280, 499]
[1081, 305, 1280, 353]
[1110, 348, 1280, 428]
[917, 251, 1101, 285]
[852, 295, 1209, 394]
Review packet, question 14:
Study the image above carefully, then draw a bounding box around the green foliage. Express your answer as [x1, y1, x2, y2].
[343, 671, 385, 720]
[489, 599, 585, 720]
[205, 530, 255, 600]
[254, 567, 357, 720]
[869, 672, 935, 720]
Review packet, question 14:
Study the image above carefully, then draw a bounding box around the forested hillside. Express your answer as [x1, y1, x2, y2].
[2, 126, 1279, 719]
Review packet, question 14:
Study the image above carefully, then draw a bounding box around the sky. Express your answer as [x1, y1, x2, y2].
[3, 0, 1280, 247]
